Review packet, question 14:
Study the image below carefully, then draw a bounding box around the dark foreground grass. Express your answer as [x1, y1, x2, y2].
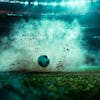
[0, 72, 100, 100]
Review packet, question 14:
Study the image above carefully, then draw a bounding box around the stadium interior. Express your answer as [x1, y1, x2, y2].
[0, 0, 100, 70]
[0, 0, 100, 100]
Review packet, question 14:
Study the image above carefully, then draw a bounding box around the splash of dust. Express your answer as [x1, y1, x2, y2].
[0, 19, 90, 72]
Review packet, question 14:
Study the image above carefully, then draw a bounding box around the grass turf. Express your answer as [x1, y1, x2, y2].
[0, 72, 100, 100]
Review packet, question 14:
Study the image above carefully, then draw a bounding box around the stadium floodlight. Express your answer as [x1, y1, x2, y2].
[68, 0, 87, 6]
[41, 2, 48, 6]
[67, 1, 74, 7]
[24, 1, 29, 5]
[60, 2, 66, 6]
[51, 2, 57, 6]
[67, 0, 88, 8]
[39, 2, 48, 6]
[33, 1, 38, 6]
[66, 0, 90, 13]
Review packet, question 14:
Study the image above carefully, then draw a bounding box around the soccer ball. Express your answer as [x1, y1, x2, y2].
[38, 55, 50, 67]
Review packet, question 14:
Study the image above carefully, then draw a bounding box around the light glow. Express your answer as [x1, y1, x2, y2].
[39, 2, 48, 6]
[51, 2, 57, 6]
[33, 1, 38, 6]
[67, 0, 86, 7]
[24, 1, 28, 5]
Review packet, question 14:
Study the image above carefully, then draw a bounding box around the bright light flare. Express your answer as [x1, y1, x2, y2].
[51, 2, 57, 6]
[66, 0, 89, 13]
[24, 1, 28, 5]
[40, 2, 48, 6]
[33, 1, 38, 6]
[67, 0, 87, 7]
[60, 2, 67, 6]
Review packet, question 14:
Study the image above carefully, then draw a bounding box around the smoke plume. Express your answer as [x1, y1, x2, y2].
[0, 19, 99, 71]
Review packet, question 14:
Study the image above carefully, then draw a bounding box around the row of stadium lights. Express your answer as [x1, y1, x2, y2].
[0, 0, 98, 6]
[22, 1, 96, 6]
